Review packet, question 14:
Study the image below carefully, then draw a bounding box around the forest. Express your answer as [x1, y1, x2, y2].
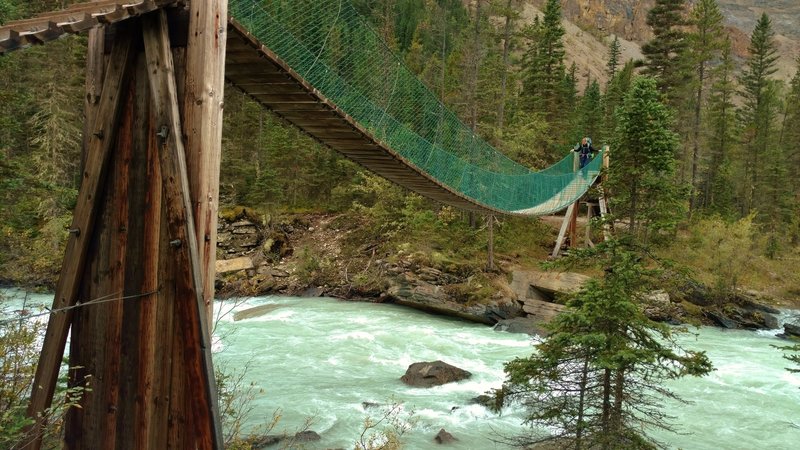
[1, 0, 799, 291]
[1, 0, 799, 448]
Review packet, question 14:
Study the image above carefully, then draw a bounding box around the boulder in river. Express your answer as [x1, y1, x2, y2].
[703, 310, 738, 329]
[251, 435, 281, 449]
[233, 304, 282, 321]
[400, 361, 471, 387]
[683, 281, 713, 306]
[494, 317, 547, 336]
[783, 322, 800, 338]
[293, 430, 321, 442]
[434, 428, 458, 444]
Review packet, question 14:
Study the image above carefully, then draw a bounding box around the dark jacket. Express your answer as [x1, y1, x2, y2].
[574, 142, 595, 157]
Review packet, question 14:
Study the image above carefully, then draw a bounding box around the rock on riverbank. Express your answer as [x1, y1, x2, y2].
[214, 212, 786, 334]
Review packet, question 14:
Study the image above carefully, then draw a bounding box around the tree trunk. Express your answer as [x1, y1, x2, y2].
[575, 358, 590, 450]
[497, 0, 513, 133]
[469, 0, 483, 132]
[612, 369, 625, 437]
[689, 62, 705, 214]
[601, 367, 612, 449]
[630, 179, 637, 237]
[486, 214, 495, 271]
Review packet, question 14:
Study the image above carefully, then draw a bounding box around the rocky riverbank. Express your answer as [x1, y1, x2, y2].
[214, 211, 800, 338]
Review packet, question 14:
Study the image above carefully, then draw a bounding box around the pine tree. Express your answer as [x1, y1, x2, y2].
[783, 60, 800, 215]
[686, 0, 725, 214]
[641, 0, 691, 106]
[577, 79, 603, 145]
[609, 77, 685, 243]
[606, 35, 621, 81]
[519, 16, 542, 112]
[501, 239, 712, 449]
[520, 0, 565, 122]
[737, 13, 779, 218]
[495, 0, 521, 134]
[701, 36, 737, 215]
[603, 61, 634, 138]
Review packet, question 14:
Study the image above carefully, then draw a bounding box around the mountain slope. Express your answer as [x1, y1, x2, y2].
[522, 0, 799, 83]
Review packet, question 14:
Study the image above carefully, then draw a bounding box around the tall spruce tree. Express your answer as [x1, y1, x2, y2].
[737, 13, 779, 217]
[603, 60, 634, 141]
[495, 0, 520, 134]
[783, 61, 800, 214]
[686, 0, 725, 214]
[641, 0, 691, 106]
[701, 36, 737, 215]
[608, 77, 685, 243]
[606, 35, 621, 81]
[501, 239, 712, 450]
[577, 79, 603, 145]
[521, 0, 565, 122]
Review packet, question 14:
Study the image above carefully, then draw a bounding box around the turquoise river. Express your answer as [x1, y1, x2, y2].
[2, 290, 799, 449]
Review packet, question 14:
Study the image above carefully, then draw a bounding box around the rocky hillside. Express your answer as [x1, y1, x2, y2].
[521, 0, 800, 85]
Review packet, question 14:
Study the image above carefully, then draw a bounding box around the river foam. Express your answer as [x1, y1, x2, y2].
[214, 296, 800, 450]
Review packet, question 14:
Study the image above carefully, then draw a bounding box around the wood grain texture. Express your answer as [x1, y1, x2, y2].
[183, 0, 228, 327]
[142, 10, 222, 449]
[24, 24, 136, 450]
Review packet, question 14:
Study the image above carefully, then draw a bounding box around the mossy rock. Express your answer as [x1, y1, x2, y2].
[219, 205, 263, 224]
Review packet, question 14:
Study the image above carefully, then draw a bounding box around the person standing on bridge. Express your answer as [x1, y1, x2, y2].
[573, 137, 596, 169]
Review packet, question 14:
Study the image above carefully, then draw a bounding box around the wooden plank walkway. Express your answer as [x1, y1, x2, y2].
[0, 1, 184, 53]
[224, 18, 502, 214]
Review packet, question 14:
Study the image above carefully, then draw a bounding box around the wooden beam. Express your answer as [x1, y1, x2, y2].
[24, 23, 136, 450]
[599, 146, 612, 241]
[568, 201, 578, 248]
[141, 10, 222, 450]
[585, 202, 595, 248]
[552, 202, 576, 258]
[184, 0, 227, 326]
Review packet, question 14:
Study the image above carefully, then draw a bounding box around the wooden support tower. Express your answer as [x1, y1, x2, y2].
[552, 146, 611, 258]
[22, 2, 227, 449]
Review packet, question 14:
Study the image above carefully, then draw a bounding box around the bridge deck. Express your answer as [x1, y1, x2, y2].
[0, 1, 183, 52]
[224, 19, 498, 214]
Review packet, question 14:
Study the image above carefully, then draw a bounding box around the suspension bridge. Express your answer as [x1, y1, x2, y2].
[0, 1, 603, 448]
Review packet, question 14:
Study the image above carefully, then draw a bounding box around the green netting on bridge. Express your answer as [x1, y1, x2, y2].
[229, 0, 602, 215]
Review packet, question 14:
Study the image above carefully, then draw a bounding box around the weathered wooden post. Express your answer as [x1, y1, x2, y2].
[24, 2, 227, 449]
[568, 151, 579, 248]
[598, 146, 612, 241]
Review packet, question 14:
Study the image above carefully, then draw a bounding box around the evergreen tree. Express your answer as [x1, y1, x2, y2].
[563, 62, 579, 115]
[782, 344, 800, 375]
[606, 35, 621, 81]
[576, 79, 603, 145]
[495, 0, 521, 134]
[501, 239, 712, 449]
[466, 0, 485, 132]
[641, 0, 691, 106]
[608, 77, 685, 243]
[394, 0, 424, 52]
[520, 0, 565, 122]
[603, 60, 634, 138]
[519, 16, 542, 112]
[737, 13, 779, 218]
[686, 0, 725, 214]
[701, 36, 737, 216]
[782, 61, 800, 232]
